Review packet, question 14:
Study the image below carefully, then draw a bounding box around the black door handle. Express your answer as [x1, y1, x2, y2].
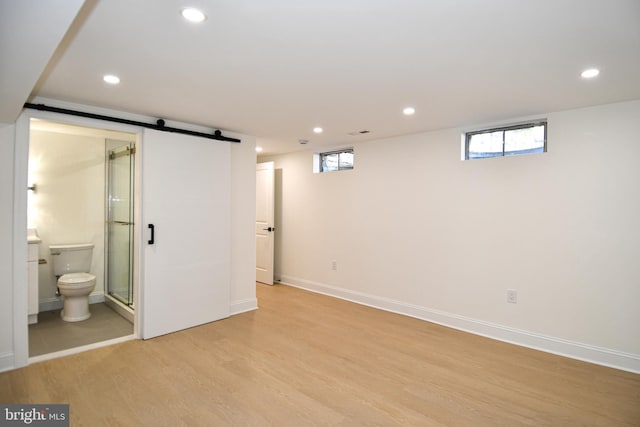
[263, 227, 275, 232]
[148, 224, 155, 244]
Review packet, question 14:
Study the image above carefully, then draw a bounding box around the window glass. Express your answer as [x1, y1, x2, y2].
[468, 131, 504, 159]
[465, 121, 546, 160]
[338, 151, 354, 169]
[321, 153, 339, 172]
[504, 124, 545, 156]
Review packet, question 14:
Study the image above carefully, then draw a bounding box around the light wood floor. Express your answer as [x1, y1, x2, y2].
[2, 283, 639, 426]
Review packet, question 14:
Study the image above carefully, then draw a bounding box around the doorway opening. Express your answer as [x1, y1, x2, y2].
[27, 119, 137, 358]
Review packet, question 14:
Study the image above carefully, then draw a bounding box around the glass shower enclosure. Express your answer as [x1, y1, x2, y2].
[106, 141, 135, 310]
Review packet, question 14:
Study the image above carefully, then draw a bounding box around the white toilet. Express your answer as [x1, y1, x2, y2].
[49, 243, 97, 322]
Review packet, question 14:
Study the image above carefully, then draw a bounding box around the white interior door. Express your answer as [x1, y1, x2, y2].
[141, 129, 230, 339]
[256, 162, 275, 285]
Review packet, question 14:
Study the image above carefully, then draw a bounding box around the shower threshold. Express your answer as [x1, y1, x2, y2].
[105, 295, 134, 324]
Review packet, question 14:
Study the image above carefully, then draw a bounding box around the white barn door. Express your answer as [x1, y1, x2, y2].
[141, 129, 230, 339]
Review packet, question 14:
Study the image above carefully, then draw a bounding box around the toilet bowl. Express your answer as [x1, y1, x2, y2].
[50, 243, 96, 322]
[57, 273, 96, 321]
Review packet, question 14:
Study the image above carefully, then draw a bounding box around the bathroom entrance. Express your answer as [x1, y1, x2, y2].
[26, 119, 136, 358]
[106, 141, 136, 317]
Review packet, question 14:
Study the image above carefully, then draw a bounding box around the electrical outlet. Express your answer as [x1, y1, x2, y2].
[507, 289, 518, 304]
[331, 260, 337, 271]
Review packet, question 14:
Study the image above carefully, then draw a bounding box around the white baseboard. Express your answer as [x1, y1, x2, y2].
[0, 352, 14, 373]
[39, 292, 106, 312]
[230, 298, 258, 316]
[39, 297, 62, 312]
[280, 275, 640, 374]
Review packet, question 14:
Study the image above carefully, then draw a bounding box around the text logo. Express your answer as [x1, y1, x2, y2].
[1, 404, 69, 426]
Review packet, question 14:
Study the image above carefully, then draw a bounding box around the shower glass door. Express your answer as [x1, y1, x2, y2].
[106, 142, 135, 307]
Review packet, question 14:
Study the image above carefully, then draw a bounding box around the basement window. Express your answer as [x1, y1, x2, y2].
[314, 149, 354, 173]
[465, 121, 547, 160]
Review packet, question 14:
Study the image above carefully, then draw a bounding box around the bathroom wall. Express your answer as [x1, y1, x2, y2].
[28, 127, 106, 308]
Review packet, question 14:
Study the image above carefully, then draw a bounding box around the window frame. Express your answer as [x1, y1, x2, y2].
[316, 148, 354, 173]
[464, 121, 547, 160]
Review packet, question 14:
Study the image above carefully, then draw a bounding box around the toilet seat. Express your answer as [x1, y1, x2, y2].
[58, 272, 96, 286]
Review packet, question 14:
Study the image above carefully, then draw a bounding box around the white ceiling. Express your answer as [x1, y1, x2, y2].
[3, 0, 640, 155]
[0, 0, 84, 124]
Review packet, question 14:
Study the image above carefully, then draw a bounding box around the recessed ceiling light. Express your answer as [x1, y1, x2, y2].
[581, 68, 600, 79]
[255, 146, 263, 152]
[181, 8, 207, 23]
[403, 107, 416, 115]
[313, 127, 323, 134]
[103, 74, 120, 85]
[299, 139, 309, 145]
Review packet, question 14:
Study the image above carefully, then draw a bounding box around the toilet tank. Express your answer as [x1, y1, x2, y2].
[50, 243, 94, 276]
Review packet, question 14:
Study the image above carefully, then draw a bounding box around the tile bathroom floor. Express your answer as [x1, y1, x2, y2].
[29, 303, 133, 357]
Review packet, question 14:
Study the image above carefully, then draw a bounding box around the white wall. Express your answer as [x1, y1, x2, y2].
[261, 100, 640, 372]
[0, 124, 16, 368]
[29, 129, 106, 306]
[230, 135, 258, 314]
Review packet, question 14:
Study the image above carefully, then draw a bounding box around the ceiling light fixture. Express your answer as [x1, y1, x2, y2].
[403, 107, 416, 115]
[103, 74, 120, 85]
[313, 127, 323, 134]
[255, 147, 263, 152]
[181, 8, 207, 23]
[299, 139, 309, 145]
[581, 68, 600, 79]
